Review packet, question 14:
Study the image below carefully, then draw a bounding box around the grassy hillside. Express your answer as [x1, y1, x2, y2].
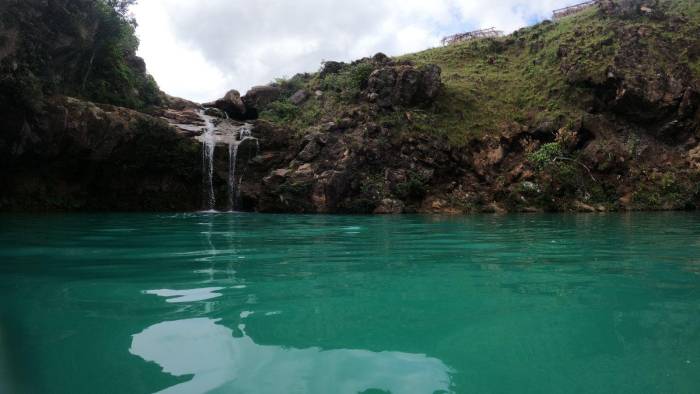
[260, 0, 700, 146]
[238, 0, 700, 214]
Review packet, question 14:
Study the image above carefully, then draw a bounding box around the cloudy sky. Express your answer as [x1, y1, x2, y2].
[132, 0, 579, 103]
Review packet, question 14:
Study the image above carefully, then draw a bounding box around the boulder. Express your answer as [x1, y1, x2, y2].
[242, 86, 283, 117]
[290, 90, 309, 105]
[298, 135, 323, 162]
[204, 89, 246, 119]
[420, 65, 442, 100]
[367, 68, 397, 107]
[367, 64, 442, 108]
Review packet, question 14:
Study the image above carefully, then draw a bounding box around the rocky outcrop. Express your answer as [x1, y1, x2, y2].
[0, 96, 202, 211]
[0, 0, 200, 211]
[204, 89, 246, 119]
[242, 86, 283, 118]
[559, 5, 699, 147]
[598, 0, 664, 19]
[204, 85, 286, 120]
[367, 63, 442, 108]
[290, 90, 309, 105]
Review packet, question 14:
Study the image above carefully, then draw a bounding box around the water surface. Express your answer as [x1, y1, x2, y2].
[1, 213, 699, 393]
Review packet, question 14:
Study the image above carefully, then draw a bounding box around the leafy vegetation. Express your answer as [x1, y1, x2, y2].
[393, 171, 429, 200]
[259, 100, 300, 124]
[528, 143, 564, 168]
[81, 0, 161, 109]
[0, 0, 161, 111]
[319, 62, 375, 101]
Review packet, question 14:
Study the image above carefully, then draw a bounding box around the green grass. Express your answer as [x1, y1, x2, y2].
[258, 0, 699, 147]
[398, 6, 618, 145]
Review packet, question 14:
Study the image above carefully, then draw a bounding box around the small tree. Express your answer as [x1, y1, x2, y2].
[104, 0, 137, 25]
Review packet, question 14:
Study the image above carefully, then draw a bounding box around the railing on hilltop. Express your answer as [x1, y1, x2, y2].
[552, 1, 598, 20]
[441, 27, 503, 46]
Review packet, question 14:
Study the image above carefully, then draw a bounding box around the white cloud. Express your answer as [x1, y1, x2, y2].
[132, 0, 580, 103]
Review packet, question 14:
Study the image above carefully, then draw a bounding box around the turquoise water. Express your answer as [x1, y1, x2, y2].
[0, 213, 699, 394]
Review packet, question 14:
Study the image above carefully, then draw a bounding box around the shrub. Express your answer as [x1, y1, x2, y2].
[274, 74, 309, 97]
[79, 1, 162, 109]
[259, 100, 300, 123]
[394, 171, 429, 200]
[528, 142, 563, 168]
[320, 62, 375, 101]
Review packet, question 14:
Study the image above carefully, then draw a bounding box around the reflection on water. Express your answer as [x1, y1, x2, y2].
[130, 317, 451, 394]
[144, 288, 225, 303]
[135, 225, 452, 394]
[1, 212, 700, 393]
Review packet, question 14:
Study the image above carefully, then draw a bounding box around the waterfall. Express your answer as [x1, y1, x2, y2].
[227, 143, 238, 212]
[200, 111, 217, 211]
[227, 124, 258, 211]
[197, 110, 257, 212]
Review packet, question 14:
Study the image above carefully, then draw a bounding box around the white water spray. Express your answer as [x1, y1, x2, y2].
[200, 111, 217, 211]
[227, 143, 239, 211]
[197, 110, 257, 212]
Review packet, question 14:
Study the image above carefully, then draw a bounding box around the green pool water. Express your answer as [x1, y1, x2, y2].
[0, 212, 699, 394]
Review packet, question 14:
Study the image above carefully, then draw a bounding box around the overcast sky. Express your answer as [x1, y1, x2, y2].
[132, 0, 579, 103]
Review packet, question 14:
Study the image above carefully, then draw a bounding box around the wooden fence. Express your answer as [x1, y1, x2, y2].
[441, 2, 600, 46]
[441, 27, 504, 46]
[552, 1, 598, 20]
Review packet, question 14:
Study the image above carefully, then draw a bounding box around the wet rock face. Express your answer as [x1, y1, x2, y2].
[0, 96, 202, 211]
[367, 64, 442, 108]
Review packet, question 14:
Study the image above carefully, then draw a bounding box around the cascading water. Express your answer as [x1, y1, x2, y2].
[197, 109, 257, 212]
[199, 111, 217, 211]
[227, 123, 258, 211]
[227, 142, 238, 211]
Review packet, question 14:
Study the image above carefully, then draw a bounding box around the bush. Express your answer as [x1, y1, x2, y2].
[394, 171, 429, 200]
[320, 62, 375, 101]
[259, 100, 300, 123]
[274, 74, 309, 97]
[528, 142, 563, 168]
